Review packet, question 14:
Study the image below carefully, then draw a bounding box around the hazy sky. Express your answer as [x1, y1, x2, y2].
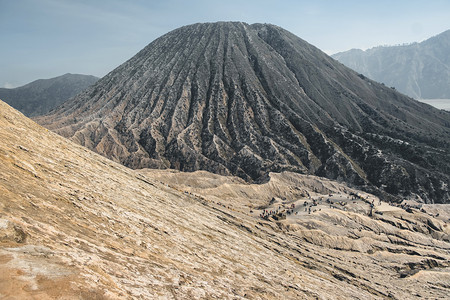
[1, 0, 449, 88]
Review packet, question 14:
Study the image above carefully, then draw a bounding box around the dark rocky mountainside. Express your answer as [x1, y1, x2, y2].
[332, 30, 450, 99]
[0, 73, 98, 117]
[36, 22, 450, 203]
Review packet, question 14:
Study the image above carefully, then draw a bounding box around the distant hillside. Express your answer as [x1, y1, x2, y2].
[0, 73, 98, 117]
[332, 30, 450, 99]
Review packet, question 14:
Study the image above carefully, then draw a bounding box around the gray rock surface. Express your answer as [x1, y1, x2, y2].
[36, 22, 450, 203]
[332, 30, 450, 99]
[0, 73, 98, 117]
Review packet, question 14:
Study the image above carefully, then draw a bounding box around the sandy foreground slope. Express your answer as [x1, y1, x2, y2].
[1, 99, 450, 299]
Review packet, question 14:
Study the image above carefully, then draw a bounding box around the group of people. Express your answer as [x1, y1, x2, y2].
[260, 209, 283, 220]
[259, 202, 299, 220]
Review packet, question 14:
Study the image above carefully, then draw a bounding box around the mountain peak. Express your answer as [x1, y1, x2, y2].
[0, 73, 98, 117]
[36, 23, 450, 203]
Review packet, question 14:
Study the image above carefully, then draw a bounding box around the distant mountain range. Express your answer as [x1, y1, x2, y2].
[0, 73, 98, 117]
[332, 30, 450, 100]
[36, 22, 450, 203]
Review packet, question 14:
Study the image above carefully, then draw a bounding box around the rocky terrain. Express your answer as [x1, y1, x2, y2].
[35, 22, 450, 204]
[0, 73, 98, 117]
[2, 100, 450, 299]
[332, 29, 450, 100]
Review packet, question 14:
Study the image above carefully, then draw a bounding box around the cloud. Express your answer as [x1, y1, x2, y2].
[3, 82, 16, 89]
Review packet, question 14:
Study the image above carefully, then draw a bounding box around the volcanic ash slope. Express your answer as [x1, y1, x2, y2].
[2, 100, 450, 299]
[35, 22, 450, 203]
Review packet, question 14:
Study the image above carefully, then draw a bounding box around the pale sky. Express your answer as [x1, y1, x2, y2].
[1, 0, 449, 88]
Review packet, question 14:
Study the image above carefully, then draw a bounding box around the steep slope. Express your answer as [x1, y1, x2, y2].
[332, 30, 450, 99]
[0, 73, 98, 117]
[36, 22, 450, 203]
[2, 100, 450, 299]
